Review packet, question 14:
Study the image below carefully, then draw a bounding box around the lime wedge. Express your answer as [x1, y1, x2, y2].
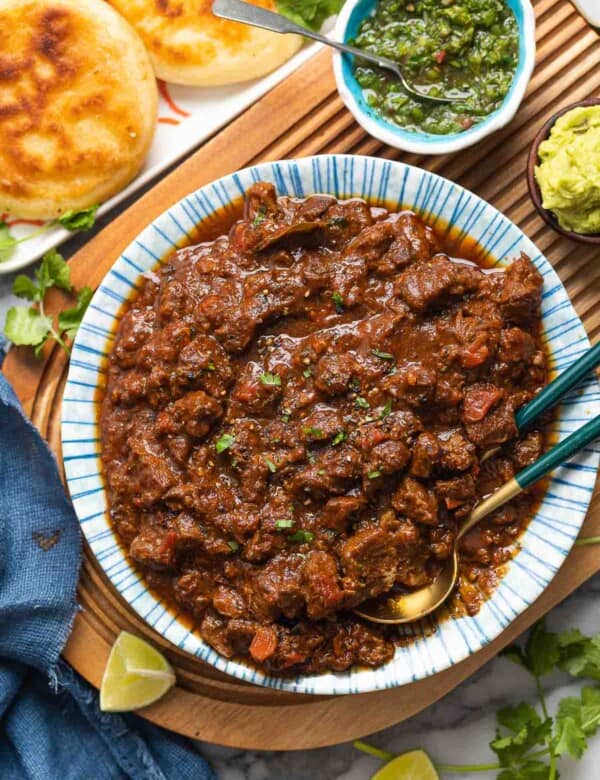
[371, 750, 439, 780]
[100, 631, 176, 712]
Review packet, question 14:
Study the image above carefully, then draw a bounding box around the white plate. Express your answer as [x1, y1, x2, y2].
[62, 155, 600, 696]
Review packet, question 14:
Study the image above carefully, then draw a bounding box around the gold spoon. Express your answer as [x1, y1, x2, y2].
[355, 411, 600, 624]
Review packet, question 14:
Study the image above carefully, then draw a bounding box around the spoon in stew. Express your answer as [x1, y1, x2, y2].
[212, 0, 456, 105]
[356, 342, 600, 624]
[355, 411, 600, 624]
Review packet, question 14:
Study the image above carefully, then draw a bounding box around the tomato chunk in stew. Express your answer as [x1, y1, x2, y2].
[100, 183, 547, 675]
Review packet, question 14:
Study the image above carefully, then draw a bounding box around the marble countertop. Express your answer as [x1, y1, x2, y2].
[1, 238, 598, 780]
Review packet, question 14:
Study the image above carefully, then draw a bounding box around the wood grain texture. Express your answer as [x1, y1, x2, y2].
[3, 0, 599, 750]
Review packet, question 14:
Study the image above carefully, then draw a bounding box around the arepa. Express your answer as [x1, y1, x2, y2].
[0, 0, 158, 220]
[104, 0, 303, 86]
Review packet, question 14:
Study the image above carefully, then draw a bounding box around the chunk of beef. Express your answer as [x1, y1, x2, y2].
[314, 354, 356, 396]
[392, 476, 439, 526]
[200, 610, 234, 658]
[410, 432, 441, 478]
[156, 390, 222, 439]
[396, 255, 481, 312]
[511, 431, 544, 471]
[367, 440, 411, 475]
[438, 430, 476, 472]
[493, 254, 543, 323]
[340, 523, 400, 599]
[130, 525, 176, 570]
[435, 474, 477, 509]
[252, 554, 305, 619]
[465, 399, 517, 449]
[321, 495, 365, 532]
[462, 384, 505, 424]
[290, 445, 362, 498]
[302, 551, 344, 619]
[382, 361, 437, 407]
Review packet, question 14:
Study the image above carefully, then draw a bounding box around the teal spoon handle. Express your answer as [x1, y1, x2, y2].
[517, 413, 600, 489]
[516, 341, 600, 431]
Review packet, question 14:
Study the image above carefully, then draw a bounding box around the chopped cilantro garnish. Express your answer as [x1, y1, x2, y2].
[281, 413, 291, 423]
[303, 368, 312, 378]
[227, 540, 239, 552]
[372, 349, 395, 361]
[264, 456, 277, 473]
[259, 371, 282, 386]
[380, 399, 393, 419]
[207, 361, 216, 371]
[252, 204, 268, 227]
[355, 396, 370, 409]
[303, 426, 325, 439]
[332, 431, 346, 446]
[216, 433, 235, 453]
[288, 530, 314, 544]
[275, 519, 294, 529]
[331, 291, 345, 313]
[368, 470, 382, 479]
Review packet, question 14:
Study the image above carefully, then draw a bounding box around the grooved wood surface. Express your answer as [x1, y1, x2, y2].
[3, 0, 599, 749]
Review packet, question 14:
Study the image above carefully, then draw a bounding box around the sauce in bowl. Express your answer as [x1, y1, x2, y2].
[352, 0, 519, 135]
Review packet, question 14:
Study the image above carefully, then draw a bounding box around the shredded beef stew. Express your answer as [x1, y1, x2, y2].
[100, 183, 548, 675]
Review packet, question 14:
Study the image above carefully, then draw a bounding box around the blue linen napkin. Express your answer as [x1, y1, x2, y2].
[0, 369, 215, 780]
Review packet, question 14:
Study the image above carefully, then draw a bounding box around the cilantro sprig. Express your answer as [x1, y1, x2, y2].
[276, 0, 344, 31]
[355, 621, 600, 779]
[3, 250, 92, 356]
[0, 206, 98, 264]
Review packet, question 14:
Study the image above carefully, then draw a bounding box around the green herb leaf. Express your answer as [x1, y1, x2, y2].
[331, 290, 344, 312]
[216, 433, 235, 453]
[355, 396, 370, 409]
[252, 204, 268, 227]
[303, 426, 324, 439]
[259, 371, 282, 387]
[275, 519, 294, 529]
[380, 399, 393, 420]
[13, 274, 42, 302]
[58, 286, 92, 340]
[37, 249, 72, 293]
[227, 540, 239, 552]
[264, 456, 277, 473]
[303, 368, 312, 378]
[276, 0, 344, 30]
[57, 205, 99, 232]
[207, 361, 216, 371]
[553, 714, 586, 759]
[367, 470, 382, 479]
[4, 307, 51, 348]
[328, 216, 349, 229]
[558, 630, 600, 681]
[556, 687, 600, 748]
[288, 530, 314, 544]
[332, 431, 346, 446]
[491, 703, 552, 768]
[525, 621, 561, 678]
[372, 349, 395, 361]
[281, 413, 291, 423]
[0, 221, 17, 263]
[497, 760, 552, 780]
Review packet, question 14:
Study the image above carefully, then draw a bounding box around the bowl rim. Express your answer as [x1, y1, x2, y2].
[526, 97, 600, 245]
[61, 154, 599, 696]
[332, 0, 536, 155]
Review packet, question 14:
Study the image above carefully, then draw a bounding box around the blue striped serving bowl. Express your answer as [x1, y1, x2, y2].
[62, 155, 599, 696]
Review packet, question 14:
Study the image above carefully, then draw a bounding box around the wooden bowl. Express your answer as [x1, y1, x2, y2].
[527, 97, 600, 245]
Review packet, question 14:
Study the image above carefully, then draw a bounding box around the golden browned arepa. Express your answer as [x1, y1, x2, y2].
[104, 0, 303, 86]
[0, 0, 158, 220]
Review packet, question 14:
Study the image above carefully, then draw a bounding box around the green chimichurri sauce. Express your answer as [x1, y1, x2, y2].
[352, 0, 519, 135]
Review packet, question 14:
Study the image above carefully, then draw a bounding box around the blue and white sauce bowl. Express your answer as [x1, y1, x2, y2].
[62, 155, 599, 696]
[333, 0, 536, 155]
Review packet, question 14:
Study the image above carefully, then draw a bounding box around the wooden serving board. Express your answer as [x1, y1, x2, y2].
[3, 0, 600, 750]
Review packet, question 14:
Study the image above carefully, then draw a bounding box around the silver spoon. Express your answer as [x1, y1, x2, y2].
[212, 0, 455, 105]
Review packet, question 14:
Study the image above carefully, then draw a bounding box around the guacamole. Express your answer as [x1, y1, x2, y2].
[352, 0, 519, 135]
[535, 105, 600, 235]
